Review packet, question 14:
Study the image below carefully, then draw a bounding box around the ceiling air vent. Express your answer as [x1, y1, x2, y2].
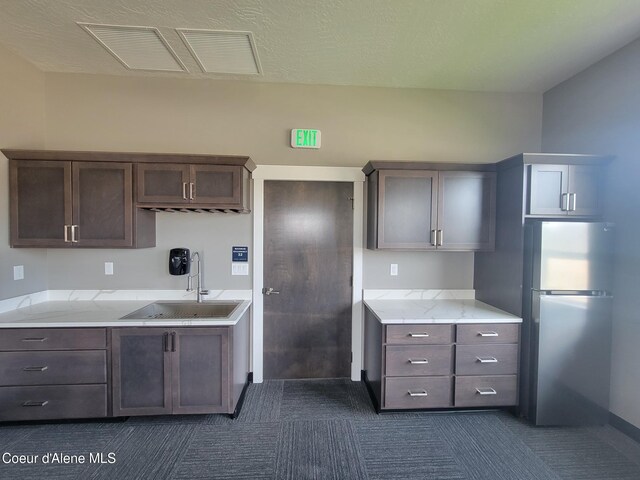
[177, 29, 262, 75]
[78, 23, 187, 72]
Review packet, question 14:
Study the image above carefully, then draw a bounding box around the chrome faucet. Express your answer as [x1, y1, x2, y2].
[187, 251, 209, 303]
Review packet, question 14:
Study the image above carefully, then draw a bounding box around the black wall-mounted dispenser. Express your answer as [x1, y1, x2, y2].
[169, 248, 190, 276]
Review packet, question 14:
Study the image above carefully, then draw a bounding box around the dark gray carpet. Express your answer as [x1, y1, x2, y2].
[0, 378, 639, 480]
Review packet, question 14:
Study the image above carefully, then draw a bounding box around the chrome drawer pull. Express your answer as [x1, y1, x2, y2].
[476, 388, 497, 396]
[476, 357, 498, 364]
[408, 390, 428, 397]
[408, 358, 429, 364]
[22, 400, 49, 407]
[478, 331, 499, 337]
[408, 333, 430, 338]
[21, 337, 47, 342]
[23, 366, 48, 372]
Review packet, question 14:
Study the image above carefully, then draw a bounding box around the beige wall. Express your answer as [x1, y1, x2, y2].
[0, 44, 47, 300]
[543, 37, 640, 429]
[42, 73, 542, 290]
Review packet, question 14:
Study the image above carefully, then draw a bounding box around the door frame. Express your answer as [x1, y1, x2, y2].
[252, 166, 365, 382]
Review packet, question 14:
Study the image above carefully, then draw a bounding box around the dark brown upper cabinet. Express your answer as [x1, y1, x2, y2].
[8, 159, 155, 248]
[365, 162, 496, 251]
[528, 163, 603, 217]
[137, 163, 247, 211]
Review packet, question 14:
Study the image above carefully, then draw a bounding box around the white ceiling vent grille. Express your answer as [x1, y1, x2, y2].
[78, 23, 187, 72]
[177, 29, 262, 75]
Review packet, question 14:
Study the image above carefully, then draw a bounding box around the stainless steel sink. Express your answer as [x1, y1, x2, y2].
[121, 301, 242, 320]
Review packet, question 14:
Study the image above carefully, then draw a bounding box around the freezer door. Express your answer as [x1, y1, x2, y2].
[534, 222, 613, 291]
[531, 293, 612, 426]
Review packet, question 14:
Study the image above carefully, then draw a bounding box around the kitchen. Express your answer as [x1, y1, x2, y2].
[1, 1, 640, 479]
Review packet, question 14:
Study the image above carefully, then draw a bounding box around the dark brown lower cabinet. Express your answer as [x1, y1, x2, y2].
[112, 314, 249, 417]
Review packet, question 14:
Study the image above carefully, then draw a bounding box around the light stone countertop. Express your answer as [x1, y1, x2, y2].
[0, 298, 251, 328]
[363, 290, 521, 324]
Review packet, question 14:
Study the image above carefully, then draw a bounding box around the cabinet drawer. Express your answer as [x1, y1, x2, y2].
[0, 328, 106, 351]
[385, 376, 452, 409]
[386, 345, 453, 376]
[456, 324, 519, 345]
[454, 375, 517, 407]
[386, 325, 453, 344]
[0, 351, 107, 386]
[455, 344, 518, 376]
[0, 384, 107, 421]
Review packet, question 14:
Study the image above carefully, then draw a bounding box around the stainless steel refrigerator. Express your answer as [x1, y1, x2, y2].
[520, 221, 614, 426]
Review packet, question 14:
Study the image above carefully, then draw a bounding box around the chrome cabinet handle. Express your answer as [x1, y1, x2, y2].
[64, 225, 70, 243]
[478, 331, 499, 337]
[23, 366, 48, 372]
[476, 388, 497, 396]
[22, 400, 49, 407]
[182, 182, 188, 200]
[476, 357, 498, 363]
[408, 358, 429, 364]
[408, 390, 428, 397]
[21, 337, 47, 342]
[408, 333, 429, 338]
[430, 229, 436, 246]
[70, 225, 79, 243]
[262, 287, 280, 295]
[437, 229, 443, 246]
[561, 192, 568, 211]
[189, 182, 195, 200]
[569, 193, 577, 211]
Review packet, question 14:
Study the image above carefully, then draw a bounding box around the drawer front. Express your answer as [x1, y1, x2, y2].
[385, 376, 452, 409]
[0, 384, 107, 421]
[0, 328, 106, 351]
[0, 351, 107, 386]
[386, 324, 454, 345]
[456, 324, 519, 345]
[386, 345, 453, 376]
[454, 375, 517, 407]
[455, 344, 518, 376]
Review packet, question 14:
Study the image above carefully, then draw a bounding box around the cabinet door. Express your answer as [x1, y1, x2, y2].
[437, 171, 496, 251]
[73, 162, 133, 247]
[568, 165, 602, 217]
[528, 164, 569, 216]
[171, 328, 229, 414]
[136, 163, 190, 204]
[9, 160, 73, 247]
[111, 328, 172, 416]
[377, 170, 437, 249]
[190, 165, 242, 207]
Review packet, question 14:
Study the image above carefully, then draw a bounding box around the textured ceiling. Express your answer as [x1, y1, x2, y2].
[1, 0, 640, 92]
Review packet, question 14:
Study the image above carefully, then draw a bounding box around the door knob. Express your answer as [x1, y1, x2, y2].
[262, 287, 280, 296]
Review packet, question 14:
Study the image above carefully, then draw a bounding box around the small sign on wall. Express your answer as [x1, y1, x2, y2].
[232, 246, 249, 276]
[291, 129, 321, 149]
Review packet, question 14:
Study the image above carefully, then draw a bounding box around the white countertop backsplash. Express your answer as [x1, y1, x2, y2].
[363, 289, 522, 324]
[0, 290, 252, 328]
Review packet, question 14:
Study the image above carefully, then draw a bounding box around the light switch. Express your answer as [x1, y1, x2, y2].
[232, 263, 249, 276]
[13, 265, 24, 281]
[104, 262, 114, 275]
[390, 264, 398, 276]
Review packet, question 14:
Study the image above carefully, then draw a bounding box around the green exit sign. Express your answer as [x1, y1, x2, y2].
[291, 129, 321, 149]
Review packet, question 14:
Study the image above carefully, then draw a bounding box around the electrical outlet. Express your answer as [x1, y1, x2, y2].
[104, 262, 114, 275]
[13, 265, 24, 281]
[390, 264, 398, 276]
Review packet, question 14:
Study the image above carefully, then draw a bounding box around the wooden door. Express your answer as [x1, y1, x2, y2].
[263, 181, 353, 379]
[568, 165, 602, 217]
[73, 162, 133, 247]
[136, 163, 190, 204]
[190, 165, 242, 207]
[377, 170, 438, 249]
[171, 328, 229, 414]
[528, 164, 569, 215]
[9, 160, 73, 247]
[111, 328, 172, 416]
[437, 171, 496, 250]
